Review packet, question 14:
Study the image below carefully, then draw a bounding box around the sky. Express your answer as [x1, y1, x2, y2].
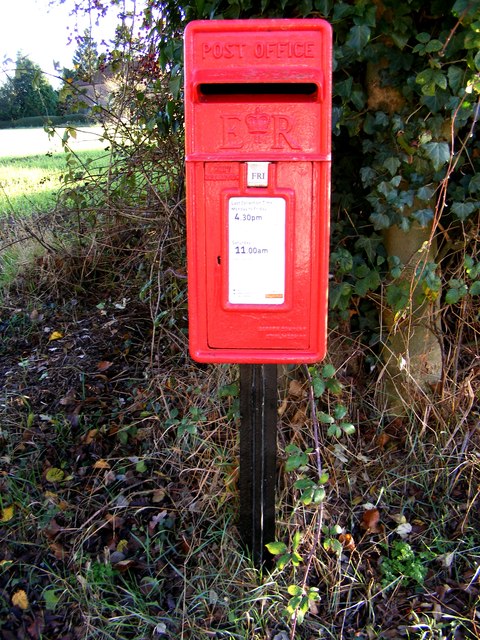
[0, 0, 134, 87]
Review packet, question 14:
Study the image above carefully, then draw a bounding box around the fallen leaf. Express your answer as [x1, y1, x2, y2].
[0, 559, 13, 569]
[376, 432, 391, 449]
[114, 559, 136, 572]
[97, 360, 113, 372]
[292, 408, 307, 424]
[59, 390, 76, 406]
[390, 513, 407, 525]
[82, 429, 98, 444]
[278, 397, 288, 416]
[27, 611, 45, 638]
[48, 331, 63, 342]
[152, 488, 166, 503]
[49, 542, 67, 560]
[12, 589, 29, 610]
[441, 552, 455, 569]
[116, 539, 129, 553]
[289, 379, 305, 397]
[93, 459, 110, 469]
[0, 505, 14, 522]
[43, 518, 62, 540]
[361, 508, 381, 533]
[105, 513, 125, 528]
[45, 467, 65, 483]
[396, 522, 412, 538]
[338, 532, 356, 552]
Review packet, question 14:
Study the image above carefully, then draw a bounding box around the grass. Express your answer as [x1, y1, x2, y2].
[0, 150, 109, 218]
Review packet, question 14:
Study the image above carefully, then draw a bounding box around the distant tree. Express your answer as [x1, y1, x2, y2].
[0, 53, 58, 121]
[71, 29, 99, 82]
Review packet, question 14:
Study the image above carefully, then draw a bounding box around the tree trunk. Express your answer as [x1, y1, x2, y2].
[366, 56, 443, 416]
[379, 220, 442, 416]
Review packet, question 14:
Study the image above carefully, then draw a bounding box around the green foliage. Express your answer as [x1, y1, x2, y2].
[266, 532, 303, 571]
[380, 540, 432, 591]
[71, 29, 100, 82]
[0, 54, 58, 121]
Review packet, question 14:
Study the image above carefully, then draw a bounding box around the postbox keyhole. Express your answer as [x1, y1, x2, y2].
[217, 256, 221, 265]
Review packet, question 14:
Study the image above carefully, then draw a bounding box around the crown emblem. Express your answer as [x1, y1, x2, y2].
[245, 108, 270, 142]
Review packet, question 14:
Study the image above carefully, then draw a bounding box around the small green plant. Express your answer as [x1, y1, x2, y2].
[285, 584, 320, 625]
[165, 406, 206, 439]
[309, 363, 342, 397]
[284, 443, 311, 473]
[318, 404, 355, 439]
[380, 540, 431, 591]
[322, 524, 344, 555]
[308, 364, 355, 438]
[266, 533, 319, 625]
[266, 531, 303, 571]
[293, 472, 329, 506]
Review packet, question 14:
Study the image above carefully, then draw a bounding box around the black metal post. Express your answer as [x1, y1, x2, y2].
[239, 364, 277, 566]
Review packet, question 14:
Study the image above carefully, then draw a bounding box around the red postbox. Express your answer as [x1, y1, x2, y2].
[184, 19, 332, 363]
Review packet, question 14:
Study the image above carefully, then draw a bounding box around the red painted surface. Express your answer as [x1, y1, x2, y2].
[185, 19, 332, 363]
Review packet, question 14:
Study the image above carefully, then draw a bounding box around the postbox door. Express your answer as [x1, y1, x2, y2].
[204, 161, 321, 351]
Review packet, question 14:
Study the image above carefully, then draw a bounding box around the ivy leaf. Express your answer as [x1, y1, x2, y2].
[423, 141, 450, 170]
[360, 166, 376, 186]
[333, 3, 355, 20]
[370, 211, 392, 229]
[384, 157, 401, 176]
[346, 25, 371, 53]
[387, 283, 410, 313]
[355, 269, 381, 296]
[336, 77, 353, 99]
[417, 185, 435, 202]
[468, 174, 480, 194]
[451, 201, 476, 220]
[412, 208, 434, 227]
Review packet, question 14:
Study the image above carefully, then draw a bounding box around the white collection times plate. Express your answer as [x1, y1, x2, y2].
[228, 197, 286, 305]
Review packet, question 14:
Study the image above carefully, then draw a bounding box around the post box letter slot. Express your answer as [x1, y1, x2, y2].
[198, 82, 319, 102]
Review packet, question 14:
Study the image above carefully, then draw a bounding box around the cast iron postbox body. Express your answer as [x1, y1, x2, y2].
[184, 19, 332, 363]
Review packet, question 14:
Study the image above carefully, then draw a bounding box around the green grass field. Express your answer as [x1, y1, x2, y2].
[0, 149, 108, 217]
[0, 127, 110, 217]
